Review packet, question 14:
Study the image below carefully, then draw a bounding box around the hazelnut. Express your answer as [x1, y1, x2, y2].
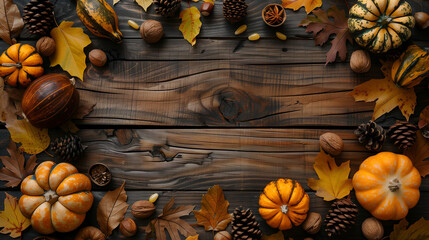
[320, 132, 344, 156]
[301, 212, 322, 234]
[350, 50, 371, 73]
[214, 231, 232, 240]
[36, 37, 56, 57]
[140, 20, 164, 44]
[200, 2, 214, 17]
[131, 200, 156, 219]
[89, 49, 107, 67]
[120, 218, 137, 237]
[362, 217, 384, 240]
[415, 12, 429, 29]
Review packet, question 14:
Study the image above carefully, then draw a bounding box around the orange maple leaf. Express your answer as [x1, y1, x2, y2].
[404, 131, 429, 177]
[348, 61, 416, 121]
[282, 0, 322, 14]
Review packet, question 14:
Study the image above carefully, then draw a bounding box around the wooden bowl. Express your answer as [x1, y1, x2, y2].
[89, 163, 112, 187]
[262, 4, 286, 27]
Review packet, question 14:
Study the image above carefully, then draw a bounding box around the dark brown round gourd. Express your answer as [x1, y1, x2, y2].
[22, 74, 79, 128]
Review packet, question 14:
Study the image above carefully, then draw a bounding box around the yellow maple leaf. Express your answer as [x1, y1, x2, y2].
[50, 21, 91, 81]
[179, 7, 202, 46]
[349, 61, 416, 121]
[0, 193, 30, 238]
[186, 235, 199, 240]
[6, 119, 50, 155]
[307, 149, 353, 201]
[282, 0, 322, 14]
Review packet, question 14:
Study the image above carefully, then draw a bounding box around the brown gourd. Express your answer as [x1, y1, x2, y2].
[22, 74, 80, 128]
[76, 0, 123, 43]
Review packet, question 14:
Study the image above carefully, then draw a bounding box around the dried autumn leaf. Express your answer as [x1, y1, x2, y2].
[390, 218, 429, 240]
[145, 197, 197, 240]
[179, 7, 202, 46]
[0, 193, 30, 238]
[307, 149, 353, 201]
[404, 131, 429, 177]
[186, 235, 199, 240]
[299, 6, 352, 64]
[0, 140, 37, 187]
[135, 0, 153, 11]
[419, 106, 429, 128]
[50, 21, 91, 81]
[262, 231, 285, 240]
[282, 0, 322, 14]
[72, 98, 96, 119]
[97, 181, 129, 237]
[193, 185, 232, 231]
[0, 0, 24, 45]
[348, 61, 416, 121]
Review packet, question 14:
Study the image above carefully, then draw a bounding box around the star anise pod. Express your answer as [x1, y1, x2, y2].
[264, 5, 284, 25]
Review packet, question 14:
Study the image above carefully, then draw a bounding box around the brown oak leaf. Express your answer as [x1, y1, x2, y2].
[97, 181, 129, 237]
[145, 197, 197, 240]
[193, 185, 232, 231]
[348, 61, 416, 121]
[0, 139, 37, 187]
[299, 6, 352, 65]
[282, 0, 322, 14]
[390, 218, 429, 240]
[419, 105, 429, 129]
[404, 131, 429, 177]
[0, 0, 24, 45]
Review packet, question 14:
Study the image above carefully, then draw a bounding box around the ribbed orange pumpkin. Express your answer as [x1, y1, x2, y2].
[22, 74, 80, 128]
[19, 161, 93, 234]
[0, 43, 44, 87]
[259, 178, 310, 230]
[353, 152, 421, 220]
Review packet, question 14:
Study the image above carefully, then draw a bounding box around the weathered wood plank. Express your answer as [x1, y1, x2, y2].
[13, 0, 429, 41]
[1, 129, 428, 191]
[74, 60, 428, 126]
[2, 190, 428, 240]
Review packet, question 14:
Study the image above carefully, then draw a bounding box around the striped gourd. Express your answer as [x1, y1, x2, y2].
[76, 0, 123, 43]
[392, 45, 429, 88]
[348, 0, 415, 53]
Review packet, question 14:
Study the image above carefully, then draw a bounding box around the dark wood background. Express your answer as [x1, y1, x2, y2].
[0, 0, 429, 239]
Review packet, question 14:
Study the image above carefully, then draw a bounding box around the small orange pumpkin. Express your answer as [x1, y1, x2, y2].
[0, 43, 44, 87]
[259, 178, 310, 230]
[353, 152, 421, 220]
[19, 161, 93, 234]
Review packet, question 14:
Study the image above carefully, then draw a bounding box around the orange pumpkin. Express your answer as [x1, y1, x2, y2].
[353, 152, 421, 220]
[0, 43, 44, 87]
[19, 161, 93, 234]
[259, 178, 310, 230]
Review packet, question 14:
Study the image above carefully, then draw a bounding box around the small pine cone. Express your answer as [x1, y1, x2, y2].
[23, 0, 55, 36]
[232, 207, 262, 240]
[154, 0, 181, 17]
[51, 134, 85, 162]
[325, 198, 358, 237]
[223, 0, 248, 23]
[389, 121, 418, 150]
[354, 121, 386, 152]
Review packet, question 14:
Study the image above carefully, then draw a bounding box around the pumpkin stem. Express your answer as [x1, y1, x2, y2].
[0, 63, 21, 68]
[388, 178, 401, 192]
[280, 204, 288, 214]
[44, 190, 59, 205]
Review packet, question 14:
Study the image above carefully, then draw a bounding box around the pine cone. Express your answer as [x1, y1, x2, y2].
[232, 207, 262, 240]
[354, 121, 386, 152]
[389, 121, 418, 150]
[223, 0, 248, 23]
[325, 198, 358, 238]
[51, 135, 85, 162]
[23, 0, 55, 36]
[154, 0, 181, 17]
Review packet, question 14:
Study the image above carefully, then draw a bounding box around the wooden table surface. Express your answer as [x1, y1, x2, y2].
[1, 0, 429, 239]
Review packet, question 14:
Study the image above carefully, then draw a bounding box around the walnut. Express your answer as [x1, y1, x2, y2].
[131, 200, 156, 219]
[301, 212, 322, 234]
[415, 12, 429, 29]
[120, 218, 137, 237]
[214, 231, 232, 240]
[36, 37, 56, 57]
[350, 50, 371, 73]
[89, 49, 107, 67]
[320, 132, 344, 156]
[362, 217, 384, 240]
[140, 20, 164, 44]
[74, 226, 106, 240]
